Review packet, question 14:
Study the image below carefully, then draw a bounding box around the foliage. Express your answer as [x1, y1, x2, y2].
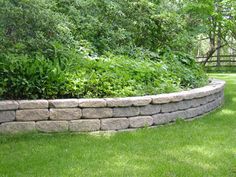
[0, 0, 208, 99]
[181, 0, 236, 59]
[0, 0, 77, 58]
[0, 50, 207, 99]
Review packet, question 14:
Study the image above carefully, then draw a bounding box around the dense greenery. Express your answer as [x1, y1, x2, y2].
[0, 74, 235, 176]
[1, 52, 206, 99]
[0, 0, 208, 99]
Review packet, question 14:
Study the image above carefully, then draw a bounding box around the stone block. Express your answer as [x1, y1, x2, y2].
[36, 121, 68, 132]
[152, 113, 169, 125]
[69, 119, 100, 132]
[0, 111, 15, 123]
[0, 122, 35, 133]
[105, 98, 133, 107]
[193, 86, 213, 98]
[180, 90, 198, 100]
[203, 98, 221, 114]
[196, 97, 208, 106]
[113, 107, 139, 117]
[139, 104, 161, 115]
[129, 116, 153, 128]
[176, 101, 192, 110]
[129, 97, 152, 106]
[82, 108, 113, 118]
[185, 107, 203, 119]
[49, 99, 78, 108]
[18, 100, 48, 109]
[106, 97, 152, 107]
[152, 92, 183, 104]
[161, 102, 179, 113]
[50, 108, 81, 120]
[152, 111, 187, 125]
[16, 109, 49, 121]
[78, 99, 106, 107]
[0, 101, 18, 111]
[206, 94, 215, 103]
[101, 118, 129, 130]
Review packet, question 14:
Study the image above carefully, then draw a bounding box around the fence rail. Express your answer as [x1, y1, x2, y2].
[196, 55, 236, 67]
[196, 55, 236, 59]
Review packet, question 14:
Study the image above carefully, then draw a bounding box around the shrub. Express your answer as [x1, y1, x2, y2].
[0, 0, 208, 100]
[0, 51, 207, 99]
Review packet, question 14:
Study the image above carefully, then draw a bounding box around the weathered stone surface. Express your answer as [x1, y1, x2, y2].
[82, 108, 113, 118]
[152, 93, 184, 104]
[219, 96, 224, 106]
[139, 104, 161, 115]
[212, 98, 221, 108]
[36, 121, 68, 132]
[78, 99, 106, 108]
[209, 80, 225, 94]
[178, 97, 210, 110]
[197, 97, 208, 106]
[0, 122, 35, 133]
[176, 101, 192, 110]
[0, 111, 15, 123]
[180, 85, 219, 100]
[69, 119, 100, 132]
[182, 86, 216, 100]
[18, 100, 48, 109]
[0, 101, 18, 111]
[172, 110, 188, 119]
[129, 97, 152, 106]
[206, 94, 215, 103]
[50, 108, 81, 120]
[190, 95, 216, 108]
[152, 114, 169, 125]
[201, 98, 222, 114]
[179, 90, 198, 100]
[161, 102, 179, 113]
[101, 118, 129, 130]
[192, 86, 213, 98]
[49, 99, 78, 108]
[185, 107, 203, 119]
[106, 97, 152, 107]
[16, 109, 49, 121]
[152, 113, 170, 125]
[106, 98, 133, 107]
[113, 107, 139, 117]
[219, 90, 224, 97]
[129, 116, 153, 128]
[152, 111, 187, 125]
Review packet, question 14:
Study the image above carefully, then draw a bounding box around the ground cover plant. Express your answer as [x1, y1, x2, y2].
[0, 74, 235, 176]
[0, 0, 208, 99]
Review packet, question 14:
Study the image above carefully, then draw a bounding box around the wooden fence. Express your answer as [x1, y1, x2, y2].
[196, 55, 236, 67]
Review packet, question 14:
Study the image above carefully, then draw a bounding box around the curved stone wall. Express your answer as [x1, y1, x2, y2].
[0, 79, 225, 133]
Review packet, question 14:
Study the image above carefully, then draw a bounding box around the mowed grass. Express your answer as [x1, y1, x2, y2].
[0, 74, 236, 177]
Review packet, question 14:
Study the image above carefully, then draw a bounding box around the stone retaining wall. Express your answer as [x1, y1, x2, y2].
[0, 79, 225, 133]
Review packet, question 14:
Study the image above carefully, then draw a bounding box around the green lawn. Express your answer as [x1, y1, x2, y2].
[0, 74, 236, 177]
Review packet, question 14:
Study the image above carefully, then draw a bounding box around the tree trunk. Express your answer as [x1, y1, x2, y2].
[202, 44, 226, 66]
[216, 22, 222, 67]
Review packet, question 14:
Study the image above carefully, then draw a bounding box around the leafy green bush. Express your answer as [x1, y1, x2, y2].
[0, 51, 207, 99]
[0, 0, 195, 56]
[0, 0, 208, 99]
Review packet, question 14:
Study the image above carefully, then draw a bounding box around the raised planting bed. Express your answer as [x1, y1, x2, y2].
[0, 79, 225, 133]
